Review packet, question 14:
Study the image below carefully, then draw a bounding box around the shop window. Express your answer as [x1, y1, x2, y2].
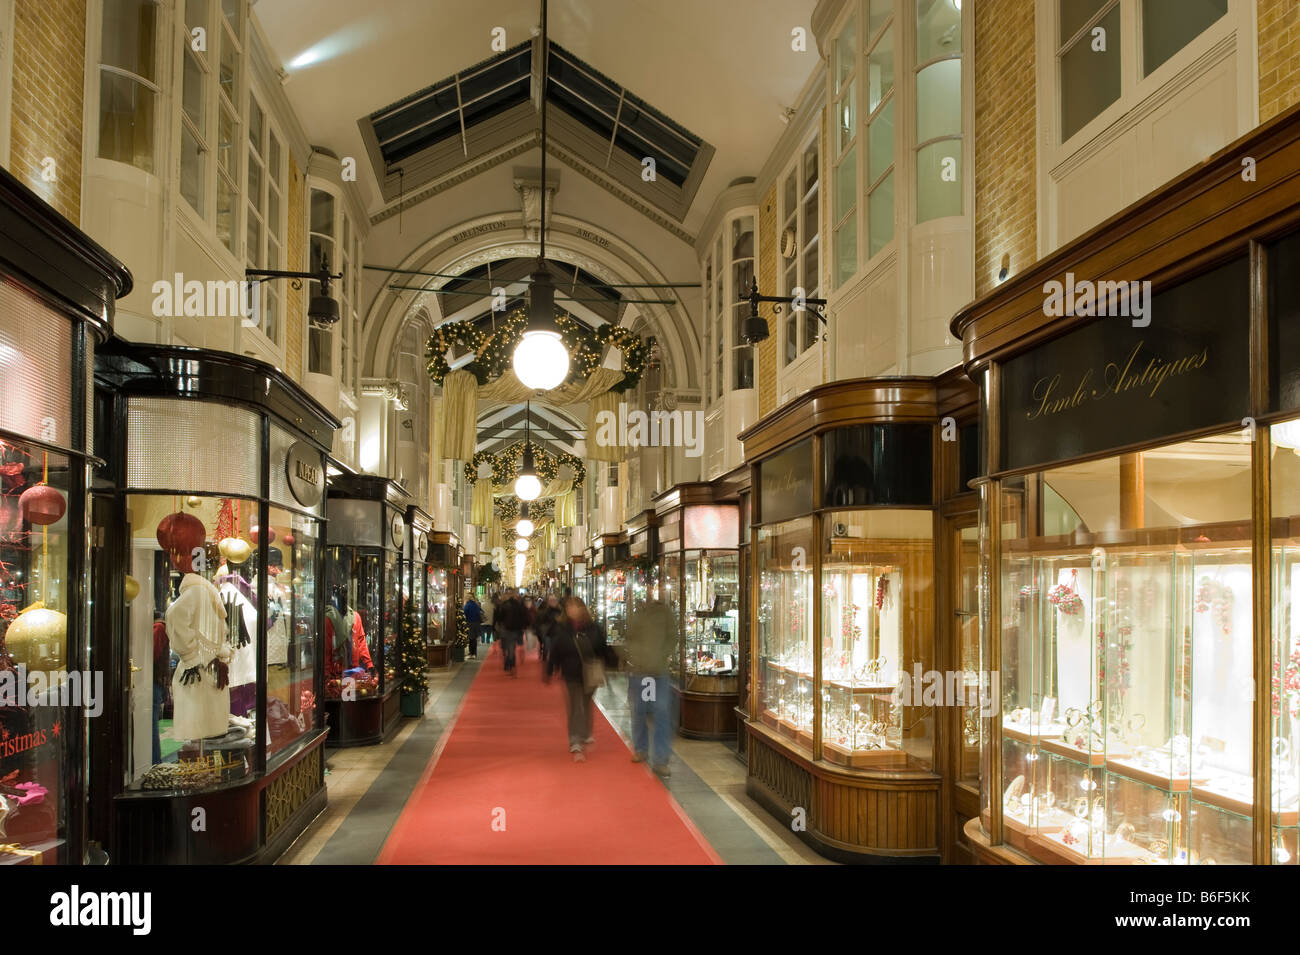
[1268, 230, 1300, 413]
[98, 0, 160, 173]
[730, 216, 755, 390]
[755, 517, 815, 751]
[915, 0, 962, 222]
[1270, 416, 1300, 862]
[821, 509, 934, 769]
[822, 422, 932, 506]
[998, 429, 1254, 863]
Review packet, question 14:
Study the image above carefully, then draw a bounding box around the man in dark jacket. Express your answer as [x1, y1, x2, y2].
[496, 589, 528, 676]
[463, 596, 483, 658]
[534, 594, 562, 664]
[545, 597, 614, 760]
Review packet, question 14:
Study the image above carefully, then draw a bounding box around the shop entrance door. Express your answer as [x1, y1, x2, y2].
[943, 513, 982, 863]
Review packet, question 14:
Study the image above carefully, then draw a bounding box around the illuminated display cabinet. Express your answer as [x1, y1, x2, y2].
[740, 374, 977, 861]
[323, 473, 409, 747]
[955, 107, 1300, 865]
[655, 485, 742, 738]
[0, 170, 131, 866]
[93, 339, 336, 865]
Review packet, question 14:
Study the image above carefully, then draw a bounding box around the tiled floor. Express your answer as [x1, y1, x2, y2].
[278, 649, 832, 865]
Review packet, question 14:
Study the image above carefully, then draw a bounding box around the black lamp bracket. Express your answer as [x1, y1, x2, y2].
[746, 279, 830, 341]
[245, 267, 343, 292]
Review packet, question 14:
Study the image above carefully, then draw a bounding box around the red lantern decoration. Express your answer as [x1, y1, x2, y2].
[19, 484, 65, 525]
[251, 524, 276, 545]
[156, 512, 207, 574]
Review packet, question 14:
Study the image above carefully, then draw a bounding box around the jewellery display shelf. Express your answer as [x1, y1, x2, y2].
[93, 340, 335, 864]
[0, 169, 132, 866]
[322, 473, 409, 747]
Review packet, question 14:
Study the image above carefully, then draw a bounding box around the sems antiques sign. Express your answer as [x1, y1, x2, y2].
[1000, 256, 1249, 473]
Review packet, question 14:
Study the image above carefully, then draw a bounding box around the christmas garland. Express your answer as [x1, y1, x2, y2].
[494, 496, 555, 523]
[426, 307, 650, 393]
[463, 443, 585, 491]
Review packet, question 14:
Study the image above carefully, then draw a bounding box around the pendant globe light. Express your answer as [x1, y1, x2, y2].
[515, 536, 531, 552]
[516, 500, 535, 538]
[514, 401, 543, 501]
[512, 0, 570, 392]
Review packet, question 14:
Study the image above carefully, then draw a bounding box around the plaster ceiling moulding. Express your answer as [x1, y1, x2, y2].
[513, 166, 561, 241]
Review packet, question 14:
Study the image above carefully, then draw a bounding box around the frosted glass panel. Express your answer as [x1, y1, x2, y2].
[866, 26, 894, 114]
[0, 280, 73, 448]
[868, 97, 895, 184]
[127, 397, 260, 495]
[835, 145, 857, 223]
[916, 59, 962, 142]
[835, 212, 858, 288]
[835, 17, 857, 93]
[869, 172, 894, 258]
[916, 0, 962, 62]
[917, 141, 962, 221]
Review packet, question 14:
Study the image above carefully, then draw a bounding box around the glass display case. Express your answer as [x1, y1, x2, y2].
[991, 433, 1256, 864]
[756, 518, 815, 748]
[0, 169, 130, 865]
[93, 341, 335, 864]
[682, 552, 740, 694]
[600, 566, 628, 646]
[323, 473, 409, 747]
[820, 510, 934, 770]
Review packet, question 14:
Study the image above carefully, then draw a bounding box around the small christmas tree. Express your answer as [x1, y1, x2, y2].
[451, 607, 470, 649]
[399, 602, 428, 696]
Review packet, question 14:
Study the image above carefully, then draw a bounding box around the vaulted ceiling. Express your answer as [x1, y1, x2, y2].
[252, 0, 820, 235]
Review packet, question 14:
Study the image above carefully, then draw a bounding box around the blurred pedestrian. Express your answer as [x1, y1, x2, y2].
[482, 593, 497, 644]
[546, 596, 614, 761]
[625, 597, 678, 777]
[535, 594, 562, 664]
[463, 594, 482, 658]
[496, 589, 528, 677]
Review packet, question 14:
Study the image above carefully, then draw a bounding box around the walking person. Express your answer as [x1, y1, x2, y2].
[625, 597, 678, 777]
[496, 589, 527, 677]
[482, 593, 496, 644]
[535, 594, 562, 664]
[463, 594, 482, 659]
[545, 596, 614, 761]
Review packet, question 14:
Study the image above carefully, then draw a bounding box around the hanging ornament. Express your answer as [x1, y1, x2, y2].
[156, 512, 206, 574]
[124, 575, 140, 602]
[18, 484, 65, 526]
[282, 532, 295, 548]
[185, 495, 202, 508]
[251, 524, 275, 545]
[3, 603, 67, 670]
[1047, 569, 1083, 615]
[219, 537, 252, 565]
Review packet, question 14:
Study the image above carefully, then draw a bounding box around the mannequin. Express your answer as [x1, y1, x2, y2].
[265, 547, 290, 667]
[165, 566, 232, 741]
[325, 586, 373, 682]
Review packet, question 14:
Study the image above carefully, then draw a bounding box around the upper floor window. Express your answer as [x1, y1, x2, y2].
[915, 0, 962, 221]
[730, 216, 755, 391]
[865, 1, 895, 257]
[99, 0, 160, 173]
[1057, 0, 1226, 143]
[308, 188, 335, 376]
[245, 95, 285, 346]
[713, 235, 724, 401]
[780, 137, 822, 365]
[702, 250, 713, 399]
[832, 15, 858, 289]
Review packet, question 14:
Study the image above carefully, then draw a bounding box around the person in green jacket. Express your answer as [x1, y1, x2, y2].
[624, 598, 678, 776]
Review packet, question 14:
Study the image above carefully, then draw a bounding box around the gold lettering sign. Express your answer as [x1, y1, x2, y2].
[1025, 341, 1210, 422]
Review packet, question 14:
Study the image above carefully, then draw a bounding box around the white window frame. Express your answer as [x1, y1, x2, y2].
[830, 11, 860, 291]
[242, 90, 286, 354]
[777, 130, 823, 367]
[97, 0, 163, 176]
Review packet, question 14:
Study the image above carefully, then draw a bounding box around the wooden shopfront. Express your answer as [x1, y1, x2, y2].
[739, 374, 976, 862]
[954, 102, 1300, 866]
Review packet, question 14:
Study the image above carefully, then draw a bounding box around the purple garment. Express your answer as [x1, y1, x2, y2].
[229, 682, 256, 717]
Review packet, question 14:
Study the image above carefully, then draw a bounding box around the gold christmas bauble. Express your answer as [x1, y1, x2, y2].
[219, 537, 252, 564]
[4, 604, 67, 670]
[186, 495, 203, 508]
[124, 575, 140, 602]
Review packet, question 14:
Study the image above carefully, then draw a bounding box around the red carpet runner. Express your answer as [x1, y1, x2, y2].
[376, 643, 720, 865]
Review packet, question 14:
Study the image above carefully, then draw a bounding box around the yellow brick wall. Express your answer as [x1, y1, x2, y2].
[1259, 0, 1300, 121]
[757, 182, 777, 418]
[9, 0, 86, 224]
[973, 0, 1037, 300]
[285, 156, 305, 382]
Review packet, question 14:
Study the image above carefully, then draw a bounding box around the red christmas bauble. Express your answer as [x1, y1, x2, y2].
[156, 512, 207, 573]
[19, 484, 65, 525]
[251, 524, 275, 545]
[282, 532, 295, 548]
